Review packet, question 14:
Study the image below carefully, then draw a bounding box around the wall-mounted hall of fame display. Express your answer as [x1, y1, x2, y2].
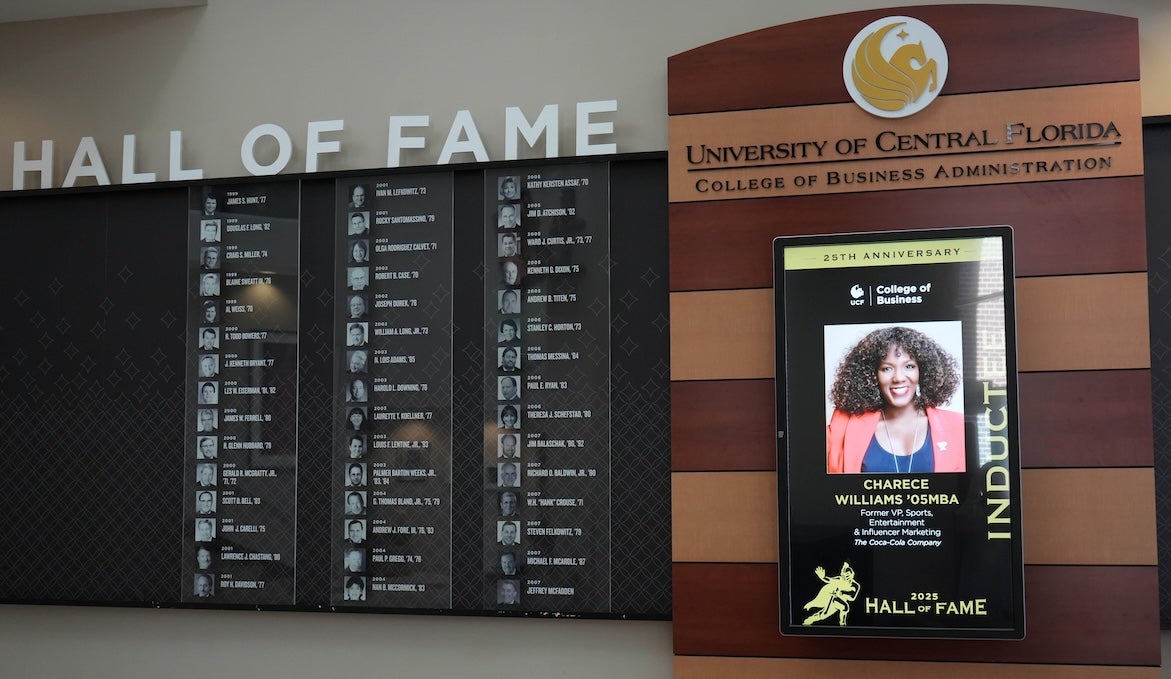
[332, 174, 455, 608]
[0, 155, 668, 618]
[483, 165, 611, 611]
[184, 182, 301, 605]
[774, 227, 1025, 639]
[316, 159, 662, 616]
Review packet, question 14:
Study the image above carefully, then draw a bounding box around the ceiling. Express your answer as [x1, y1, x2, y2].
[0, 0, 203, 24]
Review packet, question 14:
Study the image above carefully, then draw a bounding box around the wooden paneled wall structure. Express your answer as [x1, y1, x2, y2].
[668, 5, 1159, 676]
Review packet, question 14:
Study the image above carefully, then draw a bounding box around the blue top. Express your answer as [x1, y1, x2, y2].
[860, 427, 934, 473]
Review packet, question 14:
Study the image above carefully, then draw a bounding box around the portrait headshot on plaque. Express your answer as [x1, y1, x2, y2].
[195, 490, 216, 515]
[498, 175, 521, 201]
[196, 462, 217, 487]
[346, 322, 369, 348]
[348, 211, 370, 236]
[348, 184, 369, 210]
[498, 346, 520, 372]
[196, 491, 216, 515]
[346, 434, 367, 459]
[347, 349, 369, 374]
[497, 579, 521, 605]
[343, 547, 366, 574]
[498, 232, 521, 258]
[345, 491, 367, 516]
[199, 219, 221, 243]
[345, 519, 366, 545]
[498, 404, 520, 430]
[349, 239, 370, 265]
[497, 462, 520, 488]
[199, 354, 219, 378]
[498, 319, 521, 343]
[344, 576, 366, 602]
[198, 381, 218, 405]
[198, 327, 219, 351]
[195, 546, 213, 571]
[199, 273, 220, 297]
[195, 518, 216, 542]
[196, 409, 218, 433]
[499, 491, 519, 517]
[347, 267, 370, 292]
[498, 433, 521, 459]
[500, 552, 520, 576]
[194, 573, 215, 598]
[347, 379, 369, 404]
[345, 463, 366, 487]
[202, 192, 219, 217]
[497, 520, 521, 546]
[498, 289, 521, 315]
[196, 436, 217, 460]
[348, 295, 368, 320]
[498, 203, 521, 229]
[202, 300, 219, 324]
[824, 322, 965, 474]
[201, 246, 220, 270]
[500, 260, 523, 286]
[498, 376, 521, 401]
[346, 406, 368, 431]
[347, 379, 369, 405]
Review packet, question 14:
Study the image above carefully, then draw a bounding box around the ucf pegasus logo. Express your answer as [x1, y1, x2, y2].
[843, 16, 949, 118]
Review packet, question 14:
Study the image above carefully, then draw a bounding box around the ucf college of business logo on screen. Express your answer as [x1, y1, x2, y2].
[843, 16, 948, 118]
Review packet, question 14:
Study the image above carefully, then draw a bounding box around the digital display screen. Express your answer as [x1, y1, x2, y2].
[774, 226, 1025, 638]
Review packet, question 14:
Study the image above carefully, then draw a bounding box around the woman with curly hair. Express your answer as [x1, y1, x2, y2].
[826, 326, 965, 473]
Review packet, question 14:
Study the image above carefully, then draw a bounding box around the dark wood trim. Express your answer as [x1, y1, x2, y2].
[672, 371, 1153, 471]
[668, 5, 1138, 115]
[672, 379, 775, 471]
[669, 177, 1146, 292]
[673, 562, 1159, 665]
[1018, 369, 1153, 467]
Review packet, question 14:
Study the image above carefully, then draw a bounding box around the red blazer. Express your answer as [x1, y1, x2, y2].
[826, 407, 966, 474]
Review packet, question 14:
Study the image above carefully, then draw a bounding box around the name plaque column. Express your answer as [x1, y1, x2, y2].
[483, 165, 612, 611]
[333, 175, 454, 608]
[183, 183, 301, 604]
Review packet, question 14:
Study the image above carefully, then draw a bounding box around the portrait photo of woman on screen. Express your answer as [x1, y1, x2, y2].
[825, 324, 965, 474]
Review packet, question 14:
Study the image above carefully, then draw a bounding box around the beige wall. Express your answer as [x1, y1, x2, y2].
[0, 605, 672, 678]
[0, 0, 1167, 189]
[0, 1, 1165, 677]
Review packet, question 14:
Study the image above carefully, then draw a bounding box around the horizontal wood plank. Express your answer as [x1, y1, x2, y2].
[675, 654, 1160, 678]
[1021, 468, 1156, 565]
[671, 371, 1154, 471]
[673, 471, 777, 563]
[1017, 370, 1153, 468]
[1016, 274, 1150, 371]
[672, 469, 1156, 565]
[668, 6, 1138, 115]
[669, 177, 1146, 292]
[672, 563, 1159, 665]
[669, 84, 1142, 203]
[671, 379, 776, 471]
[671, 276, 1151, 381]
[671, 288, 774, 381]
